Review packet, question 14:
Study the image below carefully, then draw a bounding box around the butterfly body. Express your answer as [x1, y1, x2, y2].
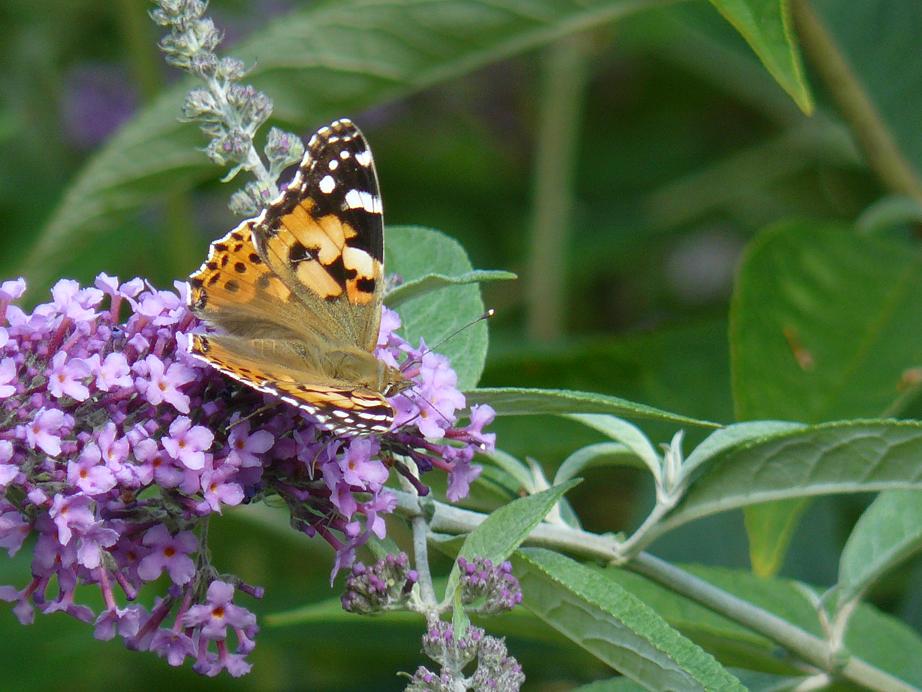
[188, 119, 409, 435]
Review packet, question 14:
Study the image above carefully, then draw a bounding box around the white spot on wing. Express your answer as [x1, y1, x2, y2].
[342, 246, 375, 276]
[344, 189, 382, 214]
[328, 159, 339, 171]
[355, 149, 372, 167]
[340, 150, 351, 160]
[319, 175, 336, 194]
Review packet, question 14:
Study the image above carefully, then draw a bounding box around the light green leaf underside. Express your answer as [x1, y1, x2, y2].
[555, 442, 645, 485]
[837, 490, 922, 606]
[385, 269, 516, 307]
[467, 387, 720, 428]
[659, 420, 922, 536]
[514, 548, 744, 691]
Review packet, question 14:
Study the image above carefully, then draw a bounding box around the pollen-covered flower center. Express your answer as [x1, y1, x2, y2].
[212, 606, 225, 618]
[79, 469, 88, 479]
[163, 546, 176, 557]
[157, 380, 167, 391]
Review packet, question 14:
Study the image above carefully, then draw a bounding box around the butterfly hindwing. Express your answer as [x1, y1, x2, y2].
[189, 334, 393, 434]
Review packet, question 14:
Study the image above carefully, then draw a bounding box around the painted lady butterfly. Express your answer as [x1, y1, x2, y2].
[187, 118, 411, 436]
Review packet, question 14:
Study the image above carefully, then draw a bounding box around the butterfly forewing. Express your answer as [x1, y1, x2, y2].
[252, 119, 384, 352]
[187, 118, 399, 435]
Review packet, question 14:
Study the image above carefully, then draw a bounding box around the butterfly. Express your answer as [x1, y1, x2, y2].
[187, 118, 411, 436]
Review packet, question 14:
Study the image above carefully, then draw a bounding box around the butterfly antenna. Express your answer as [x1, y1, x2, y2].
[399, 309, 495, 374]
[404, 389, 454, 427]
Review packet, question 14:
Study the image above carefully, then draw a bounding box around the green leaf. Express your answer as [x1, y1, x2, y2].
[385, 226, 488, 390]
[657, 421, 922, 538]
[837, 490, 922, 606]
[514, 549, 745, 690]
[554, 442, 645, 485]
[385, 269, 516, 307]
[731, 222, 922, 423]
[24, 0, 667, 291]
[731, 221, 922, 574]
[467, 387, 720, 428]
[443, 480, 580, 602]
[706, 0, 813, 113]
[743, 501, 809, 577]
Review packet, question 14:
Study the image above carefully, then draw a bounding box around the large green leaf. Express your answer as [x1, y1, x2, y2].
[22, 0, 670, 290]
[443, 480, 580, 601]
[656, 421, 922, 540]
[467, 387, 720, 428]
[706, 0, 812, 113]
[514, 549, 744, 690]
[730, 221, 922, 574]
[731, 222, 922, 422]
[836, 490, 922, 607]
[386, 226, 489, 390]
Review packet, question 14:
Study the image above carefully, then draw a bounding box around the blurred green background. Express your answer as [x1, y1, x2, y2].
[1, 0, 920, 689]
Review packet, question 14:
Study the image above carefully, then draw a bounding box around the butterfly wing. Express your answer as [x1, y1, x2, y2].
[187, 119, 395, 434]
[252, 118, 384, 353]
[189, 222, 304, 339]
[189, 334, 392, 434]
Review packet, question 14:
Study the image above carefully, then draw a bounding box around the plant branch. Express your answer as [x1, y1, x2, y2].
[390, 489, 913, 692]
[792, 0, 922, 201]
[525, 34, 594, 341]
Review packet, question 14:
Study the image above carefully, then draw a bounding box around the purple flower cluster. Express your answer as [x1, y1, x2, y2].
[0, 275, 494, 676]
[341, 552, 417, 615]
[406, 619, 524, 691]
[457, 557, 522, 614]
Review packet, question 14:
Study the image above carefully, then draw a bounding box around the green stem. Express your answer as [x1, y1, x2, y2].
[525, 34, 593, 341]
[792, 0, 922, 202]
[390, 490, 912, 692]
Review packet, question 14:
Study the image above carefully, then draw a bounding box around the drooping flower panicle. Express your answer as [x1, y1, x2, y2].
[0, 275, 493, 676]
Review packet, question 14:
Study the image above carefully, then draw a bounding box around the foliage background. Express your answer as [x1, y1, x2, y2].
[1, 0, 921, 689]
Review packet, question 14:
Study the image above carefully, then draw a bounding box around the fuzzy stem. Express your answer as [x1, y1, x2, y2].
[411, 514, 439, 612]
[792, 0, 922, 201]
[390, 490, 912, 692]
